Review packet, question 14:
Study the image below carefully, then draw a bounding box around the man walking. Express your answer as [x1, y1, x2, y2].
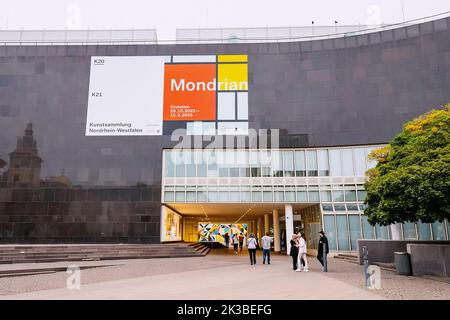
[238, 233, 244, 251]
[261, 232, 273, 264]
[317, 230, 329, 271]
[224, 232, 230, 248]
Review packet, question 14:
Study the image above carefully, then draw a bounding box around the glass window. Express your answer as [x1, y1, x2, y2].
[306, 151, 318, 176]
[271, 151, 283, 177]
[332, 190, 345, 202]
[403, 222, 417, 240]
[334, 204, 346, 211]
[207, 186, 218, 202]
[164, 152, 175, 177]
[294, 151, 306, 177]
[375, 225, 389, 239]
[358, 203, 368, 211]
[218, 167, 228, 177]
[417, 222, 431, 240]
[361, 215, 374, 239]
[285, 186, 295, 202]
[251, 186, 262, 202]
[175, 157, 185, 177]
[322, 204, 334, 211]
[317, 150, 329, 176]
[219, 187, 229, 202]
[432, 221, 446, 240]
[274, 186, 284, 202]
[348, 215, 361, 251]
[207, 151, 218, 177]
[241, 186, 251, 202]
[346, 203, 359, 211]
[323, 215, 337, 251]
[447, 220, 450, 240]
[197, 187, 207, 202]
[329, 149, 342, 176]
[320, 191, 332, 202]
[263, 186, 273, 202]
[365, 147, 377, 170]
[308, 185, 320, 202]
[354, 148, 367, 176]
[229, 186, 240, 202]
[185, 151, 196, 177]
[342, 149, 354, 176]
[229, 168, 239, 177]
[283, 151, 294, 177]
[175, 186, 185, 202]
[344, 190, 357, 202]
[186, 186, 196, 202]
[164, 191, 174, 202]
[296, 186, 307, 202]
[357, 190, 367, 202]
[336, 215, 350, 251]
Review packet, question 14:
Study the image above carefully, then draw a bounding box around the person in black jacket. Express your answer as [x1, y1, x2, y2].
[289, 234, 299, 271]
[317, 230, 329, 271]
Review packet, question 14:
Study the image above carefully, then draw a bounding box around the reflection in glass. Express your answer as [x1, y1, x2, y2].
[317, 150, 329, 176]
[329, 150, 342, 176]
[294, 151, 306, 177]
[306, 151, 318, 176]
[432, 222, 446, 240]
[323, 215, 337, 250]
[348, 215, 361, 251]
[417, 222, 431, 240]
[361, 215, 374, 239]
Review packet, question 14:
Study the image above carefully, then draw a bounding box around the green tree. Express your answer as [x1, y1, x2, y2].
[364, 104, 450, 225]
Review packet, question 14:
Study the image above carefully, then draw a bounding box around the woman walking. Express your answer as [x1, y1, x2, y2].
[296, 233, 309, 272]
[289, 234, 299, 271]
[247, 233, 258, 265]
[232, 233, 239, 254]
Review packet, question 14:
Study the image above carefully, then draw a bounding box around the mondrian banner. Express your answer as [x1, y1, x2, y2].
[86, 55, 249, 136]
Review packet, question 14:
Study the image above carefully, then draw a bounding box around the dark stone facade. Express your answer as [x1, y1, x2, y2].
[1, 17, 450, 243]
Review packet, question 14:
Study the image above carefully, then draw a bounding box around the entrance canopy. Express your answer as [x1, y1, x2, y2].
[167, 203, 314, 222]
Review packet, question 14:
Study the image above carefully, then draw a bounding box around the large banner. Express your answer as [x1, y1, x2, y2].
[86, 55, 249, 136]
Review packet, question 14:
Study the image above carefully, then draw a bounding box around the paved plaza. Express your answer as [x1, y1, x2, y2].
[0, 249, 449, 300]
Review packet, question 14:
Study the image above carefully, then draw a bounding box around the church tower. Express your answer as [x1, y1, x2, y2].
[7, 123, 43, 187]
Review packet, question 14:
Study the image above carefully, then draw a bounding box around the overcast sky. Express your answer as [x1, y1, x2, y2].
[1, 0, 449, 39]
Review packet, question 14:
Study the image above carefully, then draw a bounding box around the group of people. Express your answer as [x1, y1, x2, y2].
[289, 231, 309, 272]
[224, 232, 245, 254]
[224, 232, 273, 265]
[289, 230, 329, 272]
[224, 230, 329, 271]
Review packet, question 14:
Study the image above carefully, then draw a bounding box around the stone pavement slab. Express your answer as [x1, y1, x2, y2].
[2, 255, 384, 300]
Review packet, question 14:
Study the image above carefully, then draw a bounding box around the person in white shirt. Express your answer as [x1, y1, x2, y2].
[261, 232, 273, 264]
[247, 233, 258, 265]
[296, 233, 309, 272]
[232, 233, 239, 254]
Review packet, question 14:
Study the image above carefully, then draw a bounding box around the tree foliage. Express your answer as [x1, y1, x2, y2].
[364, 104, 450, 225]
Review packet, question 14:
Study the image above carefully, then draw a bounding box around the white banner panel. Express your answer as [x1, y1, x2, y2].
[86, 56, 166, 136]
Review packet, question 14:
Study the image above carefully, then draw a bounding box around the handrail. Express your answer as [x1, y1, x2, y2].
[0, 11, 448, 46]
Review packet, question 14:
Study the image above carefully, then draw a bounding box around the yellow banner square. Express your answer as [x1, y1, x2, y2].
[217, 64, 248, 91]
[218, 55, 248, 62]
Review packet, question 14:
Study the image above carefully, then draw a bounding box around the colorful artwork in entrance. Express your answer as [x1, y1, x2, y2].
[198, 223, 247, 243]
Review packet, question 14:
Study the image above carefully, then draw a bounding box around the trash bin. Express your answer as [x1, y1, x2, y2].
[394, 252, 412, 276]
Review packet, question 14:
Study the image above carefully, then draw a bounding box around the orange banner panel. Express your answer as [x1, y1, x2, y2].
[163, 64, 216, 121]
